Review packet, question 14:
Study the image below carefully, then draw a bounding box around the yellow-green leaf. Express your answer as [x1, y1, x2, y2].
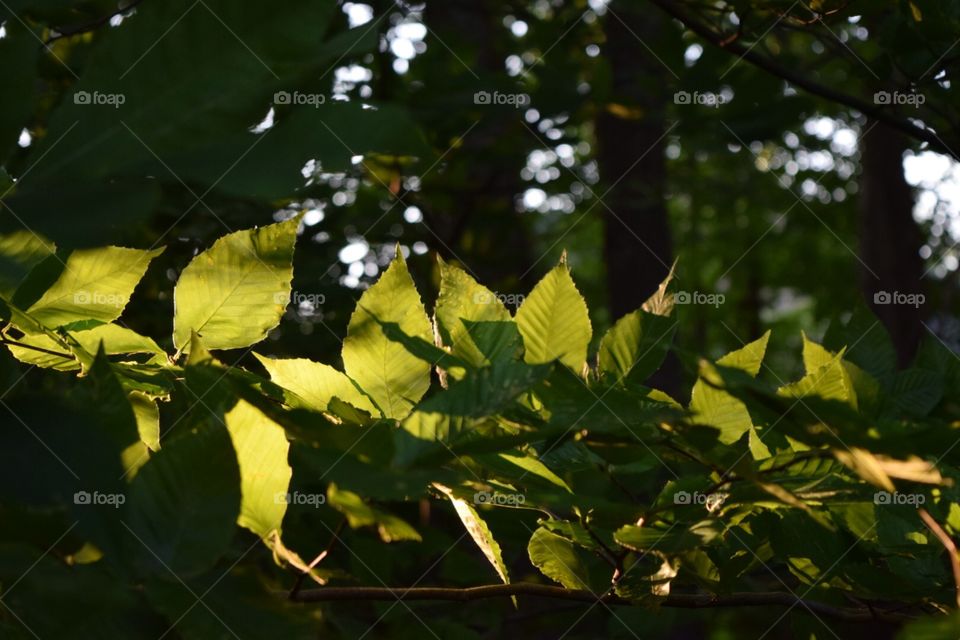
[690, 331, 770, 445]
[435, 258, 517, 367]
[173, 217, 298, 351]
[435, 483, 510, 584]
[341, 250, 432, 420]
[528, 527, 592, 590]
[26, 246, 163, 328]
[516, 260, 591, 371]
[225, 399, 292, 538]
[327, 484, 421, 542]
[254, 353, 378, 415]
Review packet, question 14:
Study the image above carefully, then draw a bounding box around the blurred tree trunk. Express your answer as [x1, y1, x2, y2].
[858, 121, 925, 365]
[596, 5, 677, 390]
[423, 0, 536, 293]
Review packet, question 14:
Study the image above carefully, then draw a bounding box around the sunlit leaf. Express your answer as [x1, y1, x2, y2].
[341, 250, 432, 420]
[173, 217, 298, 351]
[516, 258, 592, 371]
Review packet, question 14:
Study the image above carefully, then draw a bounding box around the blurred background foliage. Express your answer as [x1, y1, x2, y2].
[3, 0, 959, 385]
[2, 0, 960, 637]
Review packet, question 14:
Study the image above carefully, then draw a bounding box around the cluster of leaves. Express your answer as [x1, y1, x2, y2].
[1, 219, 960, 638]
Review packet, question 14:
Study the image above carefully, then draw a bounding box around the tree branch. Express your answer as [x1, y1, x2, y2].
[647, 0, 958, 160]
[291, 583, 916, 623]
[45, 0, 147, 44]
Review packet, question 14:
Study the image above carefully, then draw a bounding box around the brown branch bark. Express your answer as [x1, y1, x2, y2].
[291, 583, 916, 623]
[647, 0, 958, 160]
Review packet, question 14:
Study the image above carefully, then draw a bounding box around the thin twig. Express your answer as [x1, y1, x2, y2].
[647, 0, 958, 160]
[288, 518, 346, 599]
[918, 508, 960, 609]
[45, 0, 148, 44]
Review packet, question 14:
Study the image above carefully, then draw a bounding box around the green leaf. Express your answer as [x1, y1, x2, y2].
[375, 318, 470, 371]
[1, 330, 75, 370]
[779, 349, 858, 409]
[126, 423, 241, 577]
[435, 258, 517, 367]
[4, 323, 164, 372]
[690, 331, 770, 444]
[224, 399, 292, 538]
[326, 484, 421, 543]
[539, 520, 601, 550]
[82, 349, 152, 479]
[884, 368, 944, 417]
[823, 306, 896, 383]
[914, 335, 960, 397]
[254, 353, 378, 415]
[528, 527, 592, 590]
[20, 0, 338, 187]
[599, 309, 676, 385]
[395, 411, 472, 466]
[172, 216, 298, 351]
[0, 231, 55, 297]
[130, 391, 161, 452]
[536, 365, 673, 438]
[716, 330, 771, 375]
[341, 250, 432, 420]
[496, 452, 571, 492]
[167, 103, 431, 200]
[599, 269, 677, 384]
[800, 333, 880, 413]
[516, 259, 592, 371]
[417, 361, 551, 418]
[801, 331, 835, 373]
[614, 520, 724, 553]
[435, 484, 510, 584]
[24, 246, 163, 328]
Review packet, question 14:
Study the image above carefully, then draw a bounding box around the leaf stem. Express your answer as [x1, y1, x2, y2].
[0, 338, 74, 360]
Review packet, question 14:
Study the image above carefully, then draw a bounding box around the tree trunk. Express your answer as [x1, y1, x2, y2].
[596, 5, 677, 390]
[858, 121, 925, 366]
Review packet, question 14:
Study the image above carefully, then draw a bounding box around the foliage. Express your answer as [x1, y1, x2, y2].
[1, 221, 959, 638]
